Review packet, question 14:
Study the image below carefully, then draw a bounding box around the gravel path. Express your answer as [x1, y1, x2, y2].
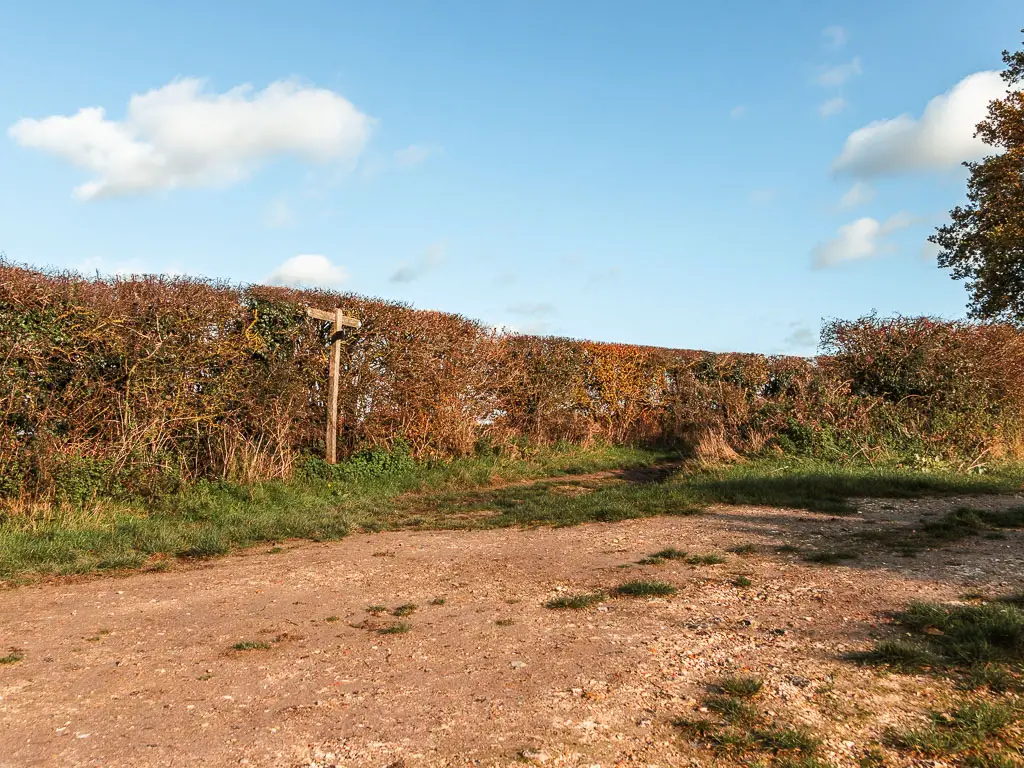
[2, 493, 1022, 767]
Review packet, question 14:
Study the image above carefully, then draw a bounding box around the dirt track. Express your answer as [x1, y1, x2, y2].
[2, 494, 1023, 768]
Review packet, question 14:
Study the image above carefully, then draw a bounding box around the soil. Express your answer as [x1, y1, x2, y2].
[2, 491, 1023, 768]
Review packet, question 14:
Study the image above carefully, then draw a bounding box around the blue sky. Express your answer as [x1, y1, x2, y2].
[0, 1, 1020, 354]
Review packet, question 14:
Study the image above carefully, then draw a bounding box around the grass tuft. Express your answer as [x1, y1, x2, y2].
[378, 621, 411, 635]
[705, 694, 758, 723]
[231, 640, 270, 651]
[544, 591, 605, 610]
[612, 580, 677, 598]
[715, 674, 764, 697]
[0, 651, 23, 664]
[650, 547, 688, 560]
[391, 603, 417, 617]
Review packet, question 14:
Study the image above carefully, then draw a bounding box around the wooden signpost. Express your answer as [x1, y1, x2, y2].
[307, 307, 361, 464]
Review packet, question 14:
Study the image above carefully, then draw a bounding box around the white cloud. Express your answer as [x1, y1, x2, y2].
[838, 181, 875, 209]
[832, 71, 1009, 177]
[822, 25, 847, 50]
[394, 143, 440, 168]
[265, 199, 295, 228]
[390, 243, 444, 283]
[9, 78, 375, 200]
[816, 57, 862, 88]
[819, 96, 847, 118]
[812, 212, 914, 268]
[267, 254, 348, 288]
[730, 105, 746, 119]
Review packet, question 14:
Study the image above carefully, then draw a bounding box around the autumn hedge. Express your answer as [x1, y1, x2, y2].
[2, 262, 1023, 503]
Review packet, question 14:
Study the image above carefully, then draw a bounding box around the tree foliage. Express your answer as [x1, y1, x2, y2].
[931, 32, 1024, 324]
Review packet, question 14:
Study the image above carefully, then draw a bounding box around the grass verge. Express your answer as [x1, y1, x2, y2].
[2, 450, 1022, 582]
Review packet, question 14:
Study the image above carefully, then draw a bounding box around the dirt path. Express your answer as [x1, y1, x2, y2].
[2, 493, 1023, 768]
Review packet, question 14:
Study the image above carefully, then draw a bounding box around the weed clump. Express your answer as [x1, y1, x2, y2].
[232, 640, 270, 651]
[613, 580, 677, 598]
[545, 591, 605, 610]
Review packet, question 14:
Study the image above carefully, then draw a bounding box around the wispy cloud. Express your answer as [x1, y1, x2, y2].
[390, 243, 444, 283]
[265, 199, 295, 228]
[819, 96, 847, 118]
[812, 212, 914, 268]
[394, 143, 442, 168]
[837, 181, 874, 210]
[822, 25, 847, 51]
[816, 57, 862, 88]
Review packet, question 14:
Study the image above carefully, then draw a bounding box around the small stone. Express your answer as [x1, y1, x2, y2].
[520, 749, 549, 763]
[510, 660, 527, 670]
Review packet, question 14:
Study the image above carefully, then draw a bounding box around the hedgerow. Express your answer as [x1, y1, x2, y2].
[2, 262, 1023, 504]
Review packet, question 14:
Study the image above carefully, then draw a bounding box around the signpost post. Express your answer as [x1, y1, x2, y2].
[306, 307, 360, 464]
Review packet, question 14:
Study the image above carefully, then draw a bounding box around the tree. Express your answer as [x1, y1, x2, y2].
[931, 32, 1024, 324]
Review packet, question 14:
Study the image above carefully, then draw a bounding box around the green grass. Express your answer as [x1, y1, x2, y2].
[391, 603, 417, 617]
[378, 621, 411, 635]
[854, 598, 1024, 700]
[715, 674, 764, 697]
[612, 580, 676, 597]
[687, 553, 726, 565]
[858, 505, 1024, 556]
[429, 597, 446, 605]
[231, 640, 270, 651]
[544, 591, 606, 610]
[650, 547, 688, 560]
[706, 694, 758, 723]
[0, 651, 23, 664]
[885, 699, 1021, 757]
[0, 443, 673, 581]
[3, 449, 1022, 582]
[727, 543, 757, 555]
[732, 575, 753, 587]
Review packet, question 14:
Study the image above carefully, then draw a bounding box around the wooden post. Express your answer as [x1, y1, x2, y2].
[326, 309, 343, 464]
[306, 307, 360, 464]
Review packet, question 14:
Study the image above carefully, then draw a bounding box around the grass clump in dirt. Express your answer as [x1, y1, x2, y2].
[429, 597, 446, 605]
[495, 618, 514, 627]
[715, 674, 764, 697]
[687, 553, 726, 565]
[378, 621, 411, 635]
[612, 580, 677, 598]
[727, 543, 757, 555]
[544, 591, 606, 610]
[854, 598, 1024, 694]
[706, 694, 758, 723]
[884, 699, 1022, 758]
[324, 615, 340, 623]
[366, 605, 387, 615]
[391, 603, 417, 617]
[651, 547, 688, 560]
[231, 640, 271, 651]
[732, 575, 753, 587]
[0, 651, 23, 664]
[859, 506, 1024, 557]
